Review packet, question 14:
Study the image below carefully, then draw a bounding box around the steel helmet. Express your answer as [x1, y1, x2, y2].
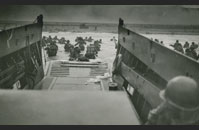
[160, 76, 199, 111]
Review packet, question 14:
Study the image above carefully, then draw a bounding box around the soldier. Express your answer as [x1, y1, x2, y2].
[172, 40, 184, 54]
[184, 41, 189, 49]
[47, 41, 58, 57]
[59, 37, 65, 44]
[113, 37, 117, 43]
[74, 46, 81, 59]
[85, 37, 88, 41]
[190, 42, 198, 50]
[146, 76, 199, 125]
[88, 36, 93, 42]
[64, 40, 71, 52]
[191, 47, 198, 60]
[42, 36, 47, 47]
[185, 48, 192, 57]
[160, 41, 164, 45]
[190, 42, 195, 50]
[85, 45, 96, 59]
[173, 40, 179, 48]
[79, 43, 85, 51]
[75, 38, 86, 51]
[99, 39, 102, 43]
[94, 40, 101, 51]
[69, 45, 75, 60]
[177, 44, 184, 54]
[53, 36, 58, 41]
[47, 36, 53, 44]
[185, 44, 198, 60]
[155, 39, 159, 43]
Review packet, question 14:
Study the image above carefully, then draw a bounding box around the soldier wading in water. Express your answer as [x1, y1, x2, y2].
[146, 76, 199, 125]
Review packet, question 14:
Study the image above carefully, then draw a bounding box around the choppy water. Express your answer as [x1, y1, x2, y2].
[42, 32, 118, 72]
[42, 32, 199, 73]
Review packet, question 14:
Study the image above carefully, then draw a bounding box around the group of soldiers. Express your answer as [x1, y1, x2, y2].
[151, 38, 164, 45]
[42, 35, 103, 61]
[84, 36, 94, 42]
[152, 38, 199, 60]
[63, 36, 102, 61]
[42, 35, 68, 45]
[85, 38, 102, 59]
[65, 37, 86, 61]
[171, 40, 199, 60]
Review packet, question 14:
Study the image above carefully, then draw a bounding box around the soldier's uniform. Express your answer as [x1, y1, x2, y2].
[184, 42, 189, 49]
[146, 76, 199, 125]
[190, 42, 198, 50]
[173, 40, 184, 54]
[186, 46, 198, 60]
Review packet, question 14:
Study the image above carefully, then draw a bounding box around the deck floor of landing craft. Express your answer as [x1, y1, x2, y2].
[35, 60, 111, 91]
[26, 61, 141, 125]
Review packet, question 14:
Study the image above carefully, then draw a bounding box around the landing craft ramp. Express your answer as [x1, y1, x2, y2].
[0, 90, 140, 125]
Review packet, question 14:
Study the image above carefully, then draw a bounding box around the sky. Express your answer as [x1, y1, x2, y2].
[0, 5, 199, 25]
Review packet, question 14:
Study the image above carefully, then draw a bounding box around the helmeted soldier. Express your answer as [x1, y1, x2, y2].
[85, 37, 88, 41]
[46, 41, 58, 57]
[73, 46, 81, 59]
[173, 40, 179, 48]
[69, 45, 75, 60]
[196, 43, 199, 49]
[88, 36, 93, 42]
[75, 38, 86, 51]
[155, 39, 159, 43]
[146, 76, 199, 125]
[42, 36, 47, 47]
[94, 40, 101, 51]
[99, 39, 102, 43]
[85, 45, 97, 59]
[186, 45, 198, 60]
[184, 41, 190, 49]
[190, 42, 198, 50]
[173, 40, 184, 54]
[64, 40, 71, 52]
[79, 43, 85, 51]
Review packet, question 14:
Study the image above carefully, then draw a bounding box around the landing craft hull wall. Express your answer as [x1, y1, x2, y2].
[0, 23, 42, 58]
[119, 25, 199, 85]
[0, 21, 44, 89]
[120, 62, 162, 108]
[115, 22, 199, 123]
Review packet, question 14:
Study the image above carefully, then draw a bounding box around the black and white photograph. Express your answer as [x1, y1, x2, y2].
[0, 5, 199, 125]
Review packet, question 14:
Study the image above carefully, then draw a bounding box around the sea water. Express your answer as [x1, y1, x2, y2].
[42, 32, 199, 73]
